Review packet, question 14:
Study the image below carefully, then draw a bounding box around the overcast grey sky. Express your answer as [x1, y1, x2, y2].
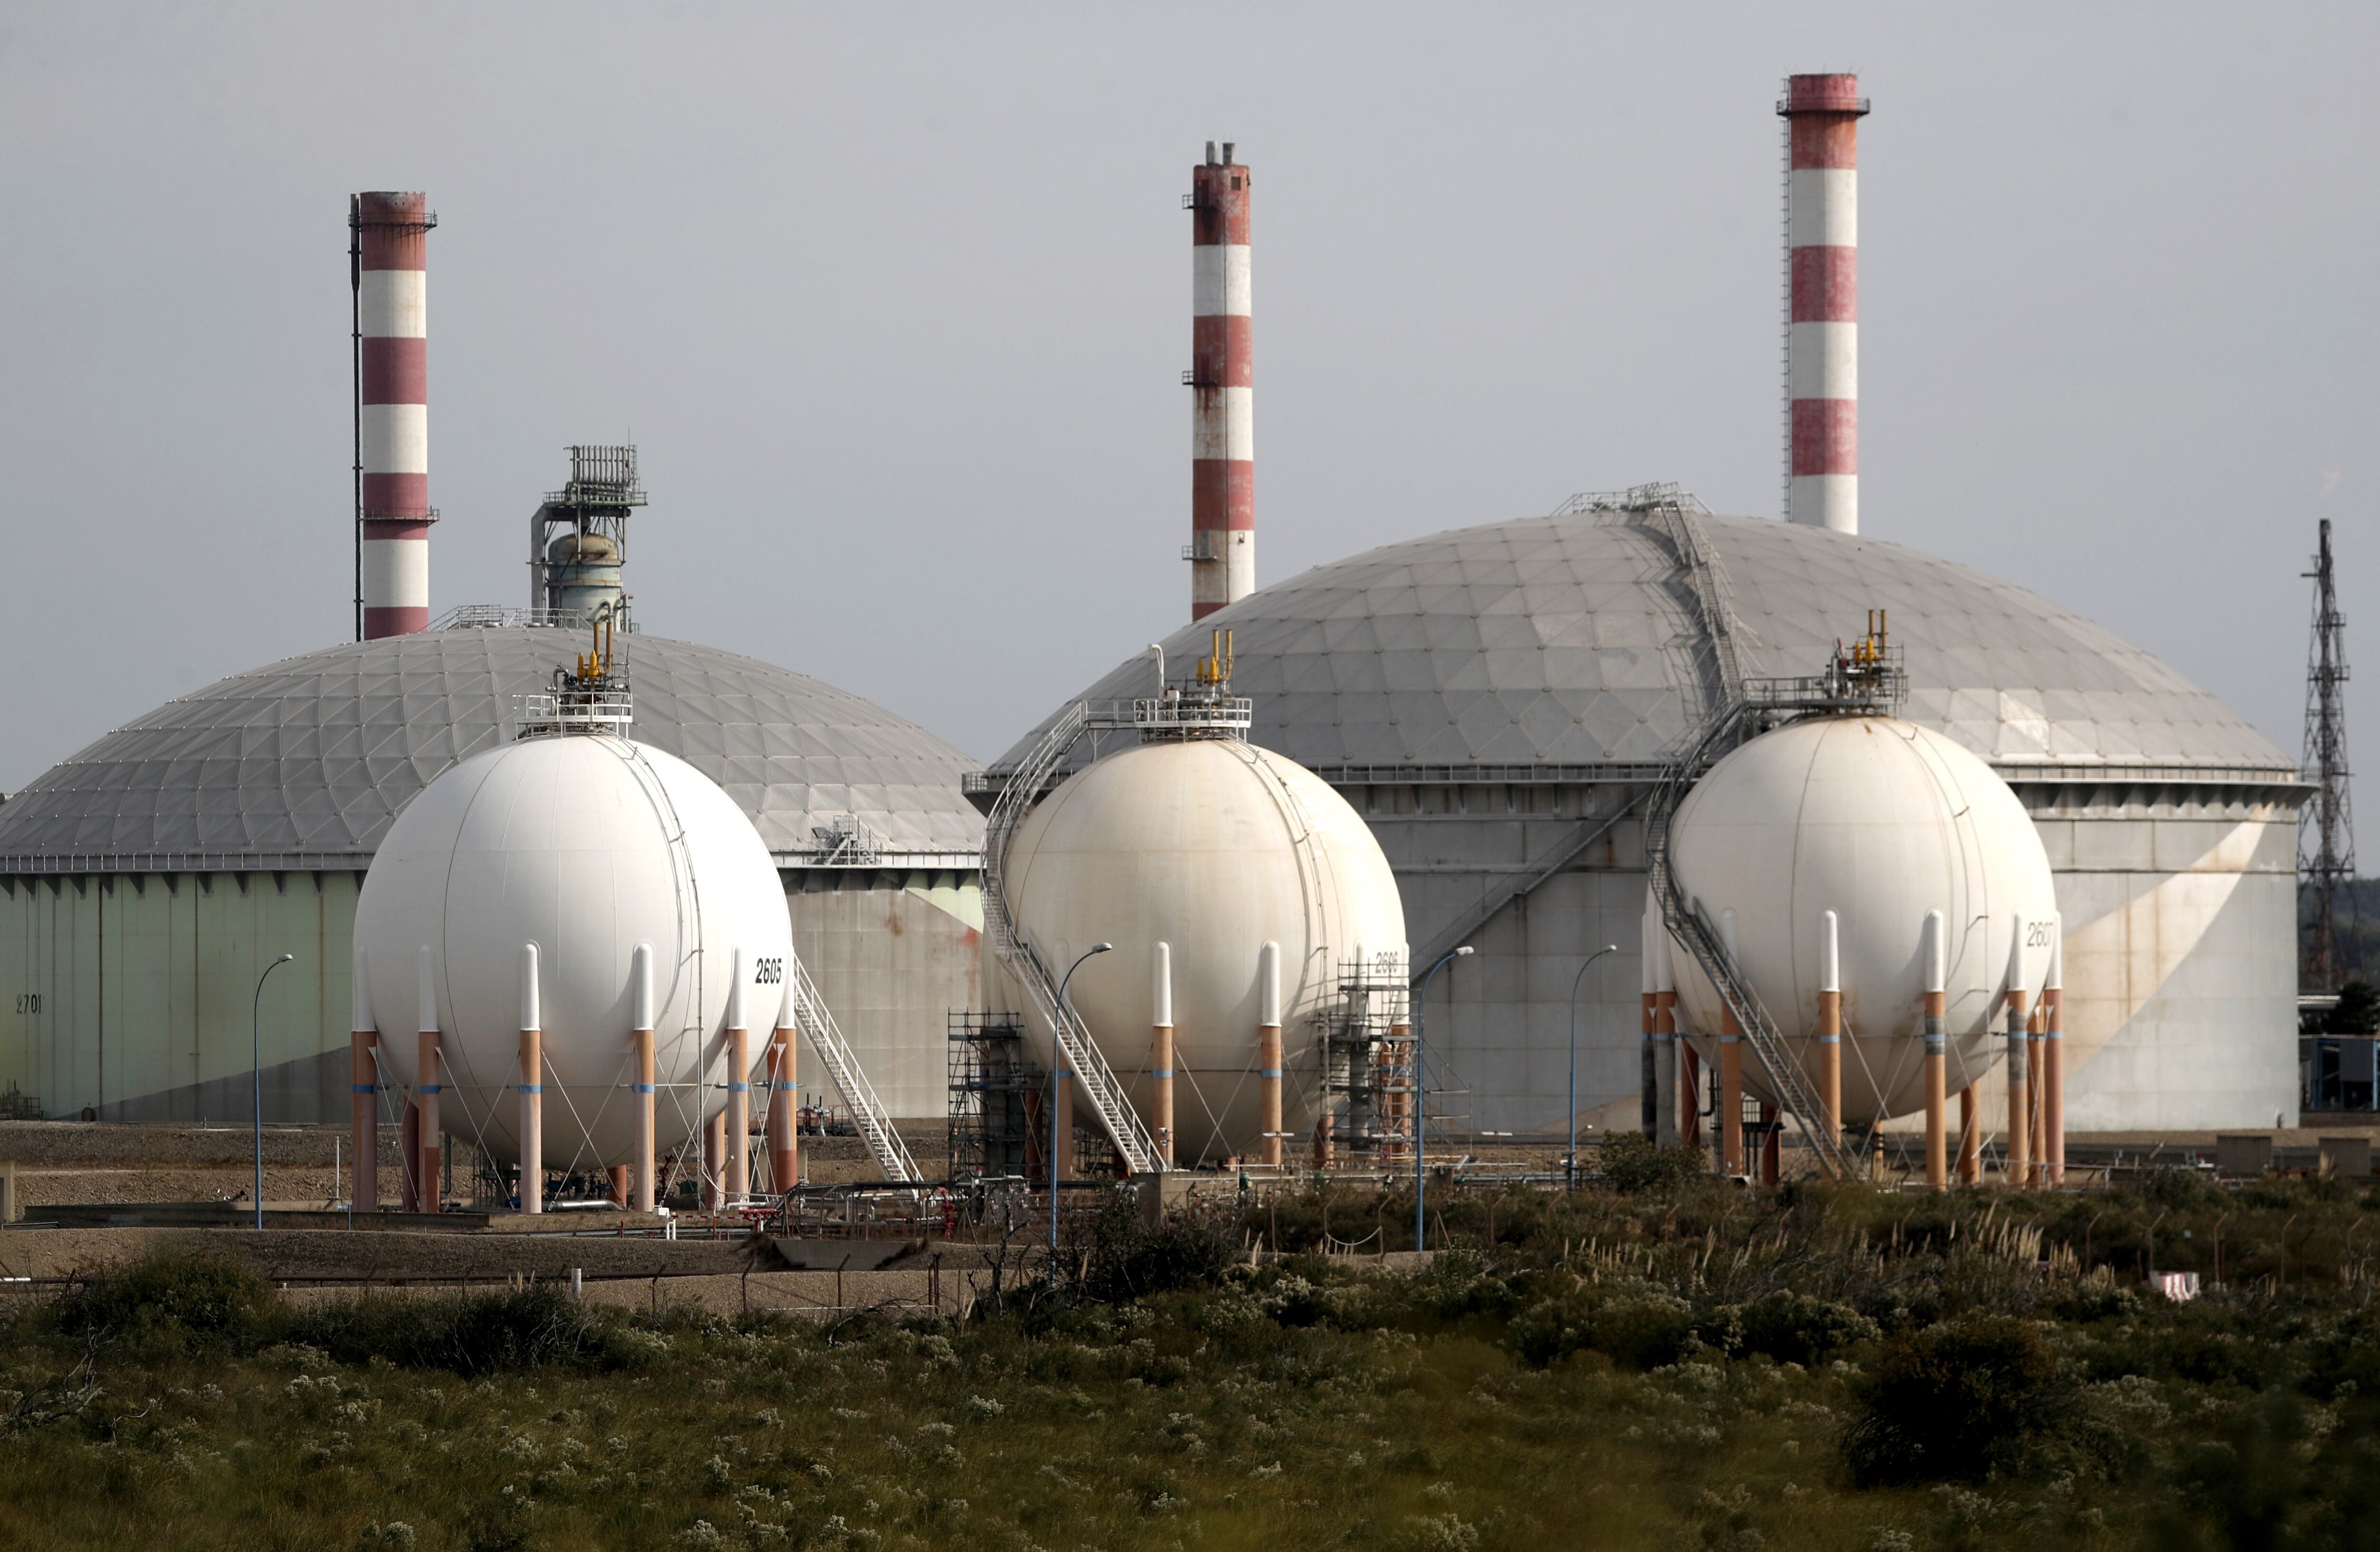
[4, 5, 2375, 826]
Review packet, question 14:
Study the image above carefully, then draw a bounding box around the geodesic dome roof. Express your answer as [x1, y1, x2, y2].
[0, 626, 984, 874]
[998, 504, 2294, 787]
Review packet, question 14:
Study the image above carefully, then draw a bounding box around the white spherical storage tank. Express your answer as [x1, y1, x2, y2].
[354, 734, 792, 1169]
[999, 737, 1405, 1163]
[1656, 716, 2057, 1122]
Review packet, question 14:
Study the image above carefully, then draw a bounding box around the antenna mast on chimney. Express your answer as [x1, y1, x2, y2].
[2303, 516, 2360, 990]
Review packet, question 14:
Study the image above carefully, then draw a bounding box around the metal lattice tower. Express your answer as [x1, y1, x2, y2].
[2303, 517, 2360, 990]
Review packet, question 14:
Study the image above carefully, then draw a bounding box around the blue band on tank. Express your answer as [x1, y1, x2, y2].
[352, 1084, 375, 1094]
[1817, 1035, 1840, 1045]
[1259, 1068, 1282, 1078]
[1151, 1069, 1174, 1079]
[729, 1083, 749, 1093]
[519, 1084, 542, 1094]
[418, 1084, 440, 1094]
[633, 1083, 654, 1094]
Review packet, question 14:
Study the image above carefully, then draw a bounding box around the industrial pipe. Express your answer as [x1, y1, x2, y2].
[702, 1111, 724, 1214]
[2045, 923, 2066, 1187]
[350, 945, 377, 1217]
[399, 1098, 420, 1214]
[519, 943, 542, 1215]
[1657, 930, 1689, 1149]
[1640, 919, 1660, 1142]
[725, 948, 749, 1206]
[1652, 927, 1679, 1148]
[631, 943, 656, 1213]
[1923, 911, 1947, 1190]
[1258, 941, 1283, 1168]
[416, 945, 442, 1213]
[1152, 942, 1176, 1167]
[1718, 909, 1744, 1176]
[1816, 910, 1842, 1146]
[2004, 916, 2031, 1190]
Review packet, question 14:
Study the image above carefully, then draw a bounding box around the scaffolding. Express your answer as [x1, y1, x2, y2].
[1314, 947, 1415, 1164]
[948, 1012, 1036, 1182]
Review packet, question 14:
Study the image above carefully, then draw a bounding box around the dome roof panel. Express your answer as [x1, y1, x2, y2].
[0, 628, 983, 871]
[994, 507, 2291, 785]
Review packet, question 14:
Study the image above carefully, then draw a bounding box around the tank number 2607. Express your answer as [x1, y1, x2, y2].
[2023, 921, 2056, 948]
[752, 958, 785, 986]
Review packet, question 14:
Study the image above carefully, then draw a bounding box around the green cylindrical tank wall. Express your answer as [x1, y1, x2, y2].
[0, 869, 981, 1125]
[0, 871, 361, 1122]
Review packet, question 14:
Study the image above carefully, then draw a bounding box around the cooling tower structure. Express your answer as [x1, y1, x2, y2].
[351, 192, 437, 639]
[1780, 74, 1865, 536]
[1188, 141, 1254, 621]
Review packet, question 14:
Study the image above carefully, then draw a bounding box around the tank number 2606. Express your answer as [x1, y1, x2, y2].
[752, 958, 785, 986]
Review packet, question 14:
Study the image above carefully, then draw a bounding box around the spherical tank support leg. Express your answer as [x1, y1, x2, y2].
[518, 1026, 542, 1215]
[350, 1028, 378, 1212]
[768, 1026, 798, 1195]
[632, 1026, 656, 1213]
[417, 1031, 442, 1213]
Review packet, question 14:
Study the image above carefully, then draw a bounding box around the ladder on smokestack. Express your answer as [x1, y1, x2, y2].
[982, 705, 1167, 1175]
[781, 952, 922, 1184]
[1644, 706, 1858, 1184]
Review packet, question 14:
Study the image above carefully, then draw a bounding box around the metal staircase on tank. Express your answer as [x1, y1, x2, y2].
[1622, 479, 1871, 1184]
[981, 703, 1167, 1175]
[1646, 793, 1857, 1184]
[781, 951, 922, 1184]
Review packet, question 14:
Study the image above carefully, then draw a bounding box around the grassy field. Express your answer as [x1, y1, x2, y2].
[6, 1149, 2380, 1551]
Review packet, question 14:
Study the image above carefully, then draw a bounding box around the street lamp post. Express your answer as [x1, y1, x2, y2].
[1414, 945, 1473, 1254]
[252, 954, 296, 1230]
[1050, 943, 1114, 1281]
[1567, 944, 1622, 1191]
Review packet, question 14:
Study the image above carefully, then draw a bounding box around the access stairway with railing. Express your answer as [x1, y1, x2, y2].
[980, 704, 1166, 1175]
[782, 951, 922, 1184]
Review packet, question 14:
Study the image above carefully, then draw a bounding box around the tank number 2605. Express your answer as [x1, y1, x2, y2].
[752, 958, 784, 986]
[2024, 921, 2056, 948]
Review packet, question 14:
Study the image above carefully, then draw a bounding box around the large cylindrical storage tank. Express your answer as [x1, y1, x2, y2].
[355, 735, 792, 1167]
[1658, 716, 2057, 1121]
[998, 737, 1404, 1163]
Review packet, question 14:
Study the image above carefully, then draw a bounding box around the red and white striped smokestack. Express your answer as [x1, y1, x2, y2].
[352, 191, 437, 639]
[1188, 141, 1252, 621]
[1779, 75, 1867, 535]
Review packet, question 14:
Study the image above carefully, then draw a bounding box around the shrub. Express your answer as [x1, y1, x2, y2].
[49, 1250, 280, 1357]
[1507, 1283, 1700, 1370]
[1842, 1313, 2065, 1485]
[1071, 1191, 1235, 1303]
[287, 1285, 632, 1375]
[1598, 1133, 1708, 1195]
[1736, 1289, 1878, 1367]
